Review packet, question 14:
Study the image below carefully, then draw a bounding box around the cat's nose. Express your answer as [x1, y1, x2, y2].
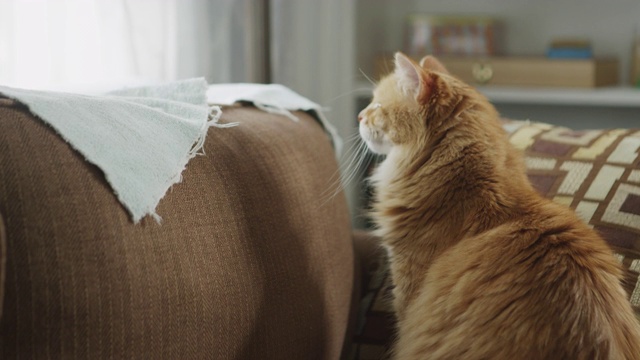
[357, 110, 365, 122]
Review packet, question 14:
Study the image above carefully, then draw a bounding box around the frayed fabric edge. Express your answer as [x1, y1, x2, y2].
[208, 105, 240, 129]
[254, 102, 300, 122]
[146, 105, 238, 224]
[249, 102, 343, 157]
[189, 106, 239, 159]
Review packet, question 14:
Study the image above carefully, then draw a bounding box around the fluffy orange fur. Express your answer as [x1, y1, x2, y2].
[358, 52, 640, 359]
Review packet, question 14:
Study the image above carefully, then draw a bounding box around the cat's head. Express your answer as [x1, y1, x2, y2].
[358, 52, 471, 155]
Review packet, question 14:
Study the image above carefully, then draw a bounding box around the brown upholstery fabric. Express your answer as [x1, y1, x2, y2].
[0, 100, 353, 359]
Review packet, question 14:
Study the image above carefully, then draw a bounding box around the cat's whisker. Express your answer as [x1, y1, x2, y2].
[336, 142, 370, 195]
[321, 134, 365, 198]
[359, 68, 377, 86]
[327, 149, 362, 200]
[339, 141, 369, 190]
[333, 139, 367, 189]
[346, 130, 363, 141]
[320, 138, 371, 206]
[324, 88, 374, 104]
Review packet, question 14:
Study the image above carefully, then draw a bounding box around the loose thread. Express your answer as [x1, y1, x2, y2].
[208, 106, 239, 128]
[253, 102, 300, 122]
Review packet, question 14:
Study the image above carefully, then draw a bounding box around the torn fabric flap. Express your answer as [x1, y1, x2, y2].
[0, 78, 216, 223]
[206, 83, 343, 156]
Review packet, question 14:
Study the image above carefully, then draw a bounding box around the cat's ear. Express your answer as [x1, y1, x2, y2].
[394, 52, 434, 101]
[419, 55, 449, 74]
[394, 52, 421, 96]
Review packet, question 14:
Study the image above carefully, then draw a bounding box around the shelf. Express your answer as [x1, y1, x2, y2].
[477, 86, 640, 107]
[354, 81, 640, 108]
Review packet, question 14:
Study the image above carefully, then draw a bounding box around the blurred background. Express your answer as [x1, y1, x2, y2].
[356, 0, 640, 130]
[2, 0, 640, 222]
[3, 0, 640, 130]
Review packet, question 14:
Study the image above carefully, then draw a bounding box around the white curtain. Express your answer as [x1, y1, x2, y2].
[271, 0, 357, 211]
[0, 0, 264, 92]
[271, 0, 355, 135]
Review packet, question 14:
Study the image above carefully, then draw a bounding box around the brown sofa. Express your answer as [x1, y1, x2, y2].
[0, 99, 369, 359]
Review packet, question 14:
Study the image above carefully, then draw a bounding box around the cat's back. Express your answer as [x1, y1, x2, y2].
[395, 199, 640, 359]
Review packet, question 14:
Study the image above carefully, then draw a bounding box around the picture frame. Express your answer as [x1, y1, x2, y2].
[405, 15, 502, 58]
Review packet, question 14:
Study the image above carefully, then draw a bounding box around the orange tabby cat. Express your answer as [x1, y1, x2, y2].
[359, 52, 640, 359]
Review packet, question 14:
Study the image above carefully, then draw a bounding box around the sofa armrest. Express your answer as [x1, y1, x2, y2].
[0, 102, 354, 359]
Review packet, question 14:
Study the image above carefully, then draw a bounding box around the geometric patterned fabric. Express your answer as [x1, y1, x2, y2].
[506, 121, 640, 307]
[348, 120, 640, 360]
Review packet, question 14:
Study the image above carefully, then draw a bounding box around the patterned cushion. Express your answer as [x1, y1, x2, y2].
[348, 120, 640, 360]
